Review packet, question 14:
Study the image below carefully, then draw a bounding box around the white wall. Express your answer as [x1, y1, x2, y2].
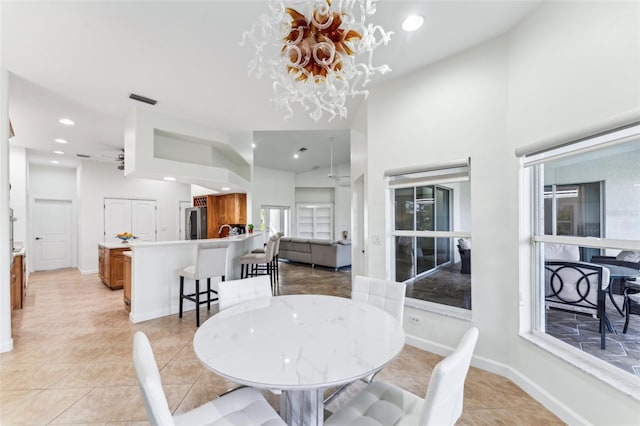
[251, 166, 296, 235]
[363, 1, 639, 424]
[9, 146, 27, 245]
[77, 160, 191, 273]
[30, 163, 76, 199]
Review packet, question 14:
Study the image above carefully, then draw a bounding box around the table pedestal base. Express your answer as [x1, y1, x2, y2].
[280, 388, 323, 426]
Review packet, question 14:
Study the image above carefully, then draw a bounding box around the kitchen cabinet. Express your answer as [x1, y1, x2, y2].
[123, 252, 132, 312]
[10, 253, 25, 310]
[193, 193, 247, 238]
[98, 245, 130, 289]
[217, 193, 247, 226]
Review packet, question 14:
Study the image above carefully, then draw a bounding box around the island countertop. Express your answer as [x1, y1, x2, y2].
[98, 232, 263, 249]
[111, 232, 265, 323]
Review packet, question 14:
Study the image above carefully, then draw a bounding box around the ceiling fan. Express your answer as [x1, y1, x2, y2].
[327, 137, 350, 183]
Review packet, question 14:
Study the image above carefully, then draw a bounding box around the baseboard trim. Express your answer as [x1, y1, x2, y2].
[0, 337, 14, 353]
[405, 335, 588, 426]
[79, 268, 98, 275]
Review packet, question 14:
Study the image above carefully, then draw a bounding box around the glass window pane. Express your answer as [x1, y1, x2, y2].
[395, 236, 415, 282]
[406, 236, 471, 310]
[436, 236, 451, 266]
[435, 187, 450, 231]
[416, 237, 434, 275]
[395, 188, 414, 231]
[532, 136, 640, 377]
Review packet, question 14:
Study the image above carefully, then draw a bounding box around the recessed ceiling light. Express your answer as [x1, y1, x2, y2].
[54, 138, 68, 144]
[252, 143, 256, 148]
[294, 153, 299, 159]
[59, 118, 75, 126]
[53, 150, 64, 155]
[163, 176, 176, 181]
[50, 160, 59, 164]
[402, 14, 424, 32]
[221, 187, 231, 191]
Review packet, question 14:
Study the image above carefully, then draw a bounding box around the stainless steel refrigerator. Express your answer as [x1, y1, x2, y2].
[185, 207, 207, 239]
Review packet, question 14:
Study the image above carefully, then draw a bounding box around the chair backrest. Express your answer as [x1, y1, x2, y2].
[132, 332, 175, 426]
[194, 244, 228, 279]
[218, 275, 272, 311]
[352, 275, 406, 323]
[544, 243, 580, 261]
[273, 232, 284, 256]
[420, 327, 479, 426]
[545, 261, 610, 313]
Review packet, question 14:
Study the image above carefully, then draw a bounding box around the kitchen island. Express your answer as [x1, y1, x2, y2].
[98, 232, 264, 323]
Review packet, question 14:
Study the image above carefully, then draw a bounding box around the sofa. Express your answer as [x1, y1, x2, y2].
[279, 237, 351, 270]
[457, 238, 471, 274]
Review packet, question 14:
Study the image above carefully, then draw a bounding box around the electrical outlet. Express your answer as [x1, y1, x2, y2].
[409, 315, 420, 325]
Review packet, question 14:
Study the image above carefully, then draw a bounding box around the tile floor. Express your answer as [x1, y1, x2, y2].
[0, 263, 563, 425]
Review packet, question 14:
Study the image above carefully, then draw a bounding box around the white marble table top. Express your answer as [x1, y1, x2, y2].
[193, 294, 406, 390]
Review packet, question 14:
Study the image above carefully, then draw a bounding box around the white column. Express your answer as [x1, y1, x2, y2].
[0, 66, 15, 352]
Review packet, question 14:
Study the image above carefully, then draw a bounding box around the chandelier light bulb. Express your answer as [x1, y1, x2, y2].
[241, 0, 393, 122]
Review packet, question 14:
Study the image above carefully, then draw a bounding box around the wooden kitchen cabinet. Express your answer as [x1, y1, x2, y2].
[198, 193, 247, 238]
[217, 193, 247, 225]
[10, 254, 25, 310]
[98, 246, 130, 289]
[123, 252, 132, 312]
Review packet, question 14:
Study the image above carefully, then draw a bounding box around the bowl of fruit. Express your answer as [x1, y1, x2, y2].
[116, 232, 135, 243]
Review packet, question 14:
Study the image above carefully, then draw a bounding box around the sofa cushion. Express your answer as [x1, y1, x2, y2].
[458, 238, 471, 250]
[309, 240, 333, 246]
[616, 250, 640, 263]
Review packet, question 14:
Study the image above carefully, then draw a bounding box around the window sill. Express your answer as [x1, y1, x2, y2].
[521, 331, 640, 401]
[405, 297, 472, 321]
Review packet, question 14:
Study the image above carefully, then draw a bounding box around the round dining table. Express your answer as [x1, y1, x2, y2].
[193, 294, 406, 426]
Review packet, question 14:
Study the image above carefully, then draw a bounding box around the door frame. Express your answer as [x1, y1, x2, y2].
[260, 205, 291, 237]
[178, 200, 191, 240]
[30, 195, 76, 272]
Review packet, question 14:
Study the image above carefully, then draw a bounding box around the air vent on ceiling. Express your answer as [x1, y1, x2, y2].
[76, 153, 91, 158]
[129, 93, 157, 105]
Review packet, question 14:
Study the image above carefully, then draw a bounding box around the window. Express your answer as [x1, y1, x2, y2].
[519, 122, 640, 378]
[386, 160, 471, 311]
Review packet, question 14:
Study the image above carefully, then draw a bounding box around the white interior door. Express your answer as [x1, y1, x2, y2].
[132, 200, 157, 242]
[33, 199, 72, 271]
[104, 198, 132, 243]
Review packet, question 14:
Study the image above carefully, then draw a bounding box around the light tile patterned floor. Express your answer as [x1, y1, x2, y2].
[0, 264, 563, 425]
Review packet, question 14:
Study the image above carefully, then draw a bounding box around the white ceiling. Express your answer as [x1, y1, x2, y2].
[3, 1, 539, 174]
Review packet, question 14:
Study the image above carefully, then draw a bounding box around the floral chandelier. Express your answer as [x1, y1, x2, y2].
[241, 0, 393, 122]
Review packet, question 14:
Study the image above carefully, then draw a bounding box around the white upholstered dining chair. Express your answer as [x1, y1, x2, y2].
[325, 327, 479, 426]
[217, 275, 273, 311]
[325, 275, 406, 405]
[132, 331, 285, 426]
[351, 275, 406, 324]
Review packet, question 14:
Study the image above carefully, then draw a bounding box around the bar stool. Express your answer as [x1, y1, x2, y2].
[179, 244, 228, 327]
[251, 232, 283, 293]
[239, 236, 276, 294]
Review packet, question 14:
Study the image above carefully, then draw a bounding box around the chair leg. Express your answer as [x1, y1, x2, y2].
[623, 297, 631, 334]
[207, 278, 211, 310]
[195, 279, 200, 327]
[179, 276, 184, 318]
